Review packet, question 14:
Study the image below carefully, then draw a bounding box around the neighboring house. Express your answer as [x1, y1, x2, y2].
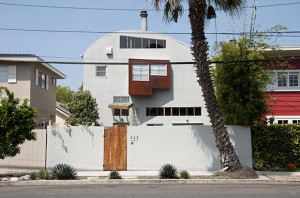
[82, 11, 210, 126]
[266, 46, 300, 124]
[55, 101, 70, 125]
[0, 54, 66, 127]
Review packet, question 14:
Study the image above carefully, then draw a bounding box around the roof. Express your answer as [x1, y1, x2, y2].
[56, 102, 70, 117]
[0, 54, 66, 79]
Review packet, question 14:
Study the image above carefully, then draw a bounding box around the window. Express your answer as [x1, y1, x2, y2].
[0, 66, 8, 82]
[0, 66, 16, 83]
[96, 66, 106, 77]
[120, 36, 166, 49]
[113, 96, 129, 103]
[289, 73, 299, 87]
[114, 109, 129, 116]
[146, 107, 201, 116]
[132, 64, 149, 81]
[278, 73, 287, 87]
[278, 120, 288, 124]
[36, 69, 48, 89]
[150, 64, 167, 76]
[147, 123, 164, 126]
[51, 77, 56, 86]
[292, 120, 300, 124]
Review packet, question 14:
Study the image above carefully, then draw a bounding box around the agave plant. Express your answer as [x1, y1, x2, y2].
[52, 164, 77, 180]
[109, 170, 122, 179]
[159, 164, 178, 179]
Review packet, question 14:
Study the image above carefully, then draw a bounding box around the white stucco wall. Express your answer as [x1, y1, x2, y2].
[83, 30, 210, 126]
[46, 125, 252, 171]
[127, 125, 252, 171]
[46, 126, 104, 171]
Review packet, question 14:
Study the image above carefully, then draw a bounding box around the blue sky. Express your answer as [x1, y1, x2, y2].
[1, 0, 300, 90]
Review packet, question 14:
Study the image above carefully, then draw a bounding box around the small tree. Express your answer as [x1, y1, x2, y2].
[56, 85, 75, 105]
[65, 90, 100, 126]
[0, 87, 37, 159]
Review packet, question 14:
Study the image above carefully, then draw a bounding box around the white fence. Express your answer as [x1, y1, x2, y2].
[0, 129, 47, 173]
[47, 125, 252, 171]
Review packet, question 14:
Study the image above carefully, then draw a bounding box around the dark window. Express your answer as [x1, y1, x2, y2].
[157, 40, 164, 48]
[149, 108, 157, 116]
[143, 38, 149, 48]
[120, 36, 166, 49]
[134, 37, 142, 48]
[173, 108, 179, 116]
[120, 36, 127, 48]
[195, 108, 201, 116]
[114, 109, 121, 116]
[150, 39, 156, 48]
[187, 108, 194, 115]
[122, 109, 129, 116]
[284, 120, 288, 124]
[180, 108, 187, 116]
[165, 108, 171, 116]
[293, 120, 297, 124]
[158, 108, 164, 116]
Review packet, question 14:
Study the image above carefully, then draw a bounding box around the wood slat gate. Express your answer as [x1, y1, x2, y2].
[103, 126, 127, 171]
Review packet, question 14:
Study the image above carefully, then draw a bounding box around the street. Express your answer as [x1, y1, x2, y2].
[0, 184, 299, 198]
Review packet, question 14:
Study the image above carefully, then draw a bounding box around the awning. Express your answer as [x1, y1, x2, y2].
[108, 103, 133, 110]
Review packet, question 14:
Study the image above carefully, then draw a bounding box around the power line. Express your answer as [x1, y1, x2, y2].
[1, 27, 300, 37]
[0, 57, 299, 65]
[0, 1, 300, 11]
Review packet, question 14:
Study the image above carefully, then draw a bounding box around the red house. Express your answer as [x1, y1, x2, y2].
[266, 47, 300, 124]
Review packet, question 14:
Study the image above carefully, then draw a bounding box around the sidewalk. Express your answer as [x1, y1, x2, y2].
[0, 171, 300, 187]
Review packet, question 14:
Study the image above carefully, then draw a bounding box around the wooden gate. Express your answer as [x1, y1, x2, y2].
[103, 126, 127, 171]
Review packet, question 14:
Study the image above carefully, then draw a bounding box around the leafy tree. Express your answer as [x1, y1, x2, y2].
[65, 90, 100, 126]
[213, 36, 274, 126]
[56, 85, 75, 105]
[147, 0, 257, 177]
[0, 87, 37, 159]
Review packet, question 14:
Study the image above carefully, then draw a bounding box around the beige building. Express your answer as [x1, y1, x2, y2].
[55, 101, 70, 125]
[0, 54, 66, 127]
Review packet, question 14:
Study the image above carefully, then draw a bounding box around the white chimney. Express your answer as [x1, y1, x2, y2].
[140, 11, 148, 31]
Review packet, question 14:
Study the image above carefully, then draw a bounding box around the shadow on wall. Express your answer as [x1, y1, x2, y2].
[191, 125, 221, 171]
[132, 67, 175, 124]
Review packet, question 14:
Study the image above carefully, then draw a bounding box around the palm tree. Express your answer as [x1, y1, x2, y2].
[148, 0, 257, 177]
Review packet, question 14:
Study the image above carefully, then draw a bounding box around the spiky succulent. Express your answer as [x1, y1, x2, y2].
[109, 170, 122, 179]
[159, 164, 178, 179]
[51, 164, 77, 180]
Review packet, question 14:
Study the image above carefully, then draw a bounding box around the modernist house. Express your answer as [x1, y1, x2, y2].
[0, 54, 66, 127]
[82, 11, 210, 126]
[266, 46, 300, 124]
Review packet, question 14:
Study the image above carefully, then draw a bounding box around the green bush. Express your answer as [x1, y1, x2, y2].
[30, 172, 37, 180]
[109, 171, 122, 179]
[179, 170, 190, 179]
[159, 164, 178, 179]
[52, 164, 77, 180]
[251, 124, 300, 170]
[39, 170, 51, 180]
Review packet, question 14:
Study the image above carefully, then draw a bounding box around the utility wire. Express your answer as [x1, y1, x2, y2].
[0, 1, 299, 11]
[0, 57, 299, 65]
[1, 27, 300, 36]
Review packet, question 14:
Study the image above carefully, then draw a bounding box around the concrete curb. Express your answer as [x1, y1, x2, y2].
[0, 178, 300, 187]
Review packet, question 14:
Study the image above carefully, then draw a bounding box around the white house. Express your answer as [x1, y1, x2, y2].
[82, 11, 210, 127]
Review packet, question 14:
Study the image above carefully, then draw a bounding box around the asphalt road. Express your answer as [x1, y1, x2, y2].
[0, 184, 299, 198]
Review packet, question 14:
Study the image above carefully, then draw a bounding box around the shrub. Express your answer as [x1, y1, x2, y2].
[52, 164, 77, 180]
[30, 172, 37, 180]
[109, 171, 122, 179]
[159, 164, 178, 179]
[252, 124, 300, 170]
[39, 170, 51, 180]
[286, 164, 297, 172]
[179, 170, 190, 179]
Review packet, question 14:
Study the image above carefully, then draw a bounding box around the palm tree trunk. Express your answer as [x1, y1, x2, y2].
[188, 0, 242, 171]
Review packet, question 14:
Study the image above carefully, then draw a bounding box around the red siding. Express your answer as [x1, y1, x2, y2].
[129, 59, 170, 95]
[266, 92, 300, 116]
